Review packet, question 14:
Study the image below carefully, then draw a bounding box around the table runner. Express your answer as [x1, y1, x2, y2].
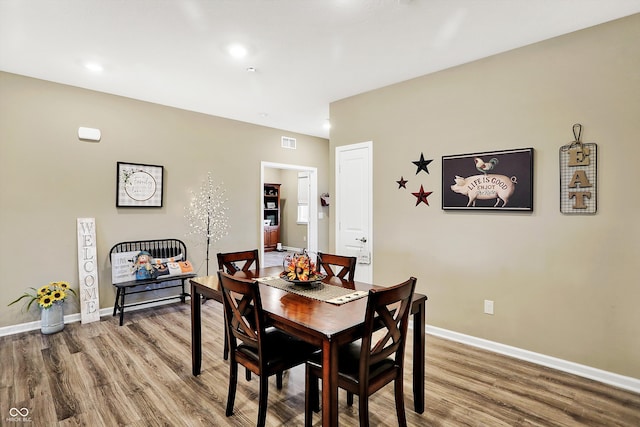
[258, 276, 368, 305]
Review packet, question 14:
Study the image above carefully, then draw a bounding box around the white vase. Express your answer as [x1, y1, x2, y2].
[41, 302, 64, 334]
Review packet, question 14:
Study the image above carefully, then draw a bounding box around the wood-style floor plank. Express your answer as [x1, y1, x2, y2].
[1, 301, 638, 426]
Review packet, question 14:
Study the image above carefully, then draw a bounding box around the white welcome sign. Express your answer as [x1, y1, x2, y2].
[77, 218, 100, 324]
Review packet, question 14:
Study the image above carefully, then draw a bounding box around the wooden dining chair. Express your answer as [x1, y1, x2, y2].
[217, 249, 261, 381]
[218, 271, 319, 427]
[304, 277, 417, 427]
[316, 252, 357, 282]
[217, 249, 260, 275]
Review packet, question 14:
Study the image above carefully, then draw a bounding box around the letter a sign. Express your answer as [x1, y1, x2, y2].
[77, 218, 100, 323]
[560, 124, 597, 214]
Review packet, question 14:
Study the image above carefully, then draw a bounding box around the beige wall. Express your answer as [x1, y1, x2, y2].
[329, 15, 640, 378]
[0, 72, 329, 327]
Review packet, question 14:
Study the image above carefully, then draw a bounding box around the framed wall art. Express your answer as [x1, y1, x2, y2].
[116, 162, 164, 207]
[442, 148, 533, 211]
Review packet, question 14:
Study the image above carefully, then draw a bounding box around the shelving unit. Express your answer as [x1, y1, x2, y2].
[263, 183, 281, 252]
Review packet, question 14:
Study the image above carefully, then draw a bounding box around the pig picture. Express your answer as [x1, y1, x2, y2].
[450, 174, 517, 207]
[442, 148, 533, 211]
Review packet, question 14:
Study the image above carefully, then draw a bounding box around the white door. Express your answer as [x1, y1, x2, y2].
[336, 142, 373, 283]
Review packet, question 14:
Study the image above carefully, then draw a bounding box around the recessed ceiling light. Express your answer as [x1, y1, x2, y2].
[246, 67, 256, 72]
[228, 44, 247, 59]
[84, 62, 104, 73]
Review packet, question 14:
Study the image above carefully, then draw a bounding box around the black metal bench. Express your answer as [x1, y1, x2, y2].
[109, 238, 196, 326]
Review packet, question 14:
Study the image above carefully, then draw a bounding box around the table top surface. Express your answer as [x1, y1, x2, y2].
[191, 266, 426, 342]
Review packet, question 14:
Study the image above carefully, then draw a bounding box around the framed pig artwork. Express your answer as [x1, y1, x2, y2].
[442, 148, 534, 211]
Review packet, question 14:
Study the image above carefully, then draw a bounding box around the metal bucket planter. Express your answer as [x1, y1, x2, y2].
[41, 302, 64, 334]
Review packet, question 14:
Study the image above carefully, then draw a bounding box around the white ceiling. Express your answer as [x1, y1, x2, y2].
[1, 1, 639, 139]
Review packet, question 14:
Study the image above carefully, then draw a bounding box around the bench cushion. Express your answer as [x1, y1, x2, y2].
[111, 250, 192, 283]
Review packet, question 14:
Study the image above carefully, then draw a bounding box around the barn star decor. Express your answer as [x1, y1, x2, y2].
[412, 185, 432, 206]
[396, 176, 408, 189]
[412, 152, 433, 175]
[396, 152, 435, 206]
[396, 153, 433, 206]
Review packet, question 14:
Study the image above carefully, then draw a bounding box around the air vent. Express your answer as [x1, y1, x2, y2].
[281, 136, 297, 149]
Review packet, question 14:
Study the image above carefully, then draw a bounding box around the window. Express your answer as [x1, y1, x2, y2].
[297, 172, 309, 224]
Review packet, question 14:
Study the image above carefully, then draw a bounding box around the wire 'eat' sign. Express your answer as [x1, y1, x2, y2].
[559, 124, 597, 214]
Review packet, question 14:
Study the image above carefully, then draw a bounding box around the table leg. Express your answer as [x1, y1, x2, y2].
[191, 286, 202, 376]
[321, 339, 339, 427]
[413, 300, 425, 413]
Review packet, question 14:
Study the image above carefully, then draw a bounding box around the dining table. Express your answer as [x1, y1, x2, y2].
[190, 266, 427, 427]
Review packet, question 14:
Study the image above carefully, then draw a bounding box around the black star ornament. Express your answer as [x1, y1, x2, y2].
[412, 185, 433, 206]
[412, 153, 433, 175]
[396, 176, 408, 189]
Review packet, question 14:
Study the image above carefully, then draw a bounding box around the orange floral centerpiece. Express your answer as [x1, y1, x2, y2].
[281, 251, 324, 283]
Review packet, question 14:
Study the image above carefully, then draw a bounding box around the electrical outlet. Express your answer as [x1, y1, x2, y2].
[484, 300, 494, 315]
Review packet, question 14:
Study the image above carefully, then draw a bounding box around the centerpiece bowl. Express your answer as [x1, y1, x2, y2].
[280, 250, 325, 284]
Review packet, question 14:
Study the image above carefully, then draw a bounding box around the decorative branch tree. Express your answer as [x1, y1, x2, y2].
[185, 172, 229, 275]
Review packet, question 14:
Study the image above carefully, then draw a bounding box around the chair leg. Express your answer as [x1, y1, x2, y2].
[223, 332, 229, 360]
[347, 391, 354, 406]
[305, 364, 317, 427]
[358, 391, 370, 427]
[276, 372, 283, 389]
[226, 361, 238, 416]
[394, 378, 407, 427]
[257, 373, 269, 427]
[312, 375, 320, 412]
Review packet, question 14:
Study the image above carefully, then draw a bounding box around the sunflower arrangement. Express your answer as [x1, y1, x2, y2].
[8, 281, 77, 311]
[281, 251, 321, 282]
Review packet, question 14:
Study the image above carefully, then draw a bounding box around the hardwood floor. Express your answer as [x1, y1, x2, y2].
[263, 250, 295, 268]
[1, 301, 639, 426]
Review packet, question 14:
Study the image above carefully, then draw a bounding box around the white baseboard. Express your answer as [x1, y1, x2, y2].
[0, 312, 87, 336]
[0, 298, 189, 336]
[426, 325, 640, 394]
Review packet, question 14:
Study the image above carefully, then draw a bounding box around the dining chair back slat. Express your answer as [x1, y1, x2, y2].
[217, 249, 260, 274]
[316, 252, 357, 282]
[362, 277, 415, 373]
[305, 276, 417, 427]
[217, 249, 261, 362]
[218, 271, 318, 427]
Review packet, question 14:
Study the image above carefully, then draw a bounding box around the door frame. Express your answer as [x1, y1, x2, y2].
[260, 161, 318, 263]
[335, 141, 373, 282]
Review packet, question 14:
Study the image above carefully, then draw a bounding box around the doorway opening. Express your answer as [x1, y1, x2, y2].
[260, 162, 318, 267]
